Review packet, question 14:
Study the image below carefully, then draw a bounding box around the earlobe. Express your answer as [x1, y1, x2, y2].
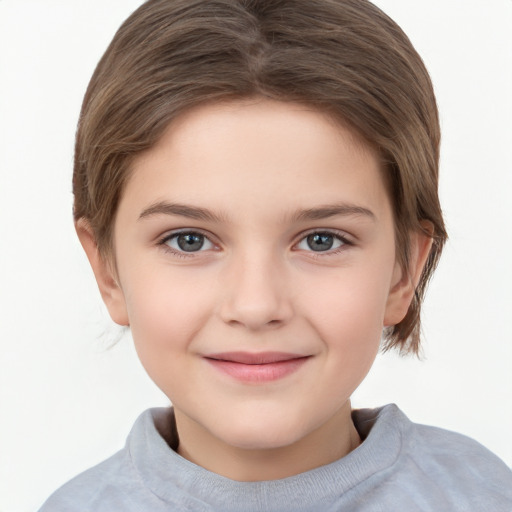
[384, 224, 434, 327]
[75, 219, 130, 326]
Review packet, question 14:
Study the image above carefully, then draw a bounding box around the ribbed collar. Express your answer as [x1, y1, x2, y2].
[127, 404, 408, 511]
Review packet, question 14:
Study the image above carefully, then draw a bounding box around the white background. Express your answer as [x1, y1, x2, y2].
[0, 1, 511, 510]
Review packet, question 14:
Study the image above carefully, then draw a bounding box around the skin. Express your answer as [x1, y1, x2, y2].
[78, 99, 432, 481]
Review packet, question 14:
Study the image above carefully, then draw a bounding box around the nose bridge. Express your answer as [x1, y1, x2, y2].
[219, 245, 292, 329]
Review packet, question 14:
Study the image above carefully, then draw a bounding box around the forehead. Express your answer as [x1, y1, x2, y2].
[119, 99, 391, 226]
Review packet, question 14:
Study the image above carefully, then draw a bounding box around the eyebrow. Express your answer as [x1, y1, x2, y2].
[139, 202, 225, 223]
[138, 201, 375, 223]
[293, 203, 376, 222]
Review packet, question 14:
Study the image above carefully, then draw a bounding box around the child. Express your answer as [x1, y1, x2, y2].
[38, 0, 512, 510]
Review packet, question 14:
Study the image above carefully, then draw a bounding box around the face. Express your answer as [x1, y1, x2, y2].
[97, 99, 415, 469]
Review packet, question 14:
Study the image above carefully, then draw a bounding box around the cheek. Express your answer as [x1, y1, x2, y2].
[297, 264, 392, 351]
[121, 268, 214, 377]
[280, 267, 390, 420]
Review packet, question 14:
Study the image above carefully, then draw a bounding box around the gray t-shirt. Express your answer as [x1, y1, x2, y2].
[38, 404, 512, 511]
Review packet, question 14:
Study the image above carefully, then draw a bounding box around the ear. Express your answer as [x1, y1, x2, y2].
[384, 223, 434, 327]
[75, 219, 129, 326]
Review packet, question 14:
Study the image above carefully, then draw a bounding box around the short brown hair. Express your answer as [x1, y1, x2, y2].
[73, 0, 447, 355]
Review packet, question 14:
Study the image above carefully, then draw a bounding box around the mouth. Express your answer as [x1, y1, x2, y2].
[203, 352, 311, 383]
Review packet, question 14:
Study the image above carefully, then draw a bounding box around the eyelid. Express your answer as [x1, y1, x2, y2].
[155, 227, 353, 256]
[293, 229, 354, 253]
[157, 228, 219, 255]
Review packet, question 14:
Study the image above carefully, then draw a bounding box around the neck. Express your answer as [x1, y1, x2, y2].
[174, 401, 361, 481]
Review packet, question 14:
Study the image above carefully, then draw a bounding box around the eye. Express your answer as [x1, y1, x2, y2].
[296, 232, 347, 252]
[163, 231, 214, 253]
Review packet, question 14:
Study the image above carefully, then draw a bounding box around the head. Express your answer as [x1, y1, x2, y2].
[74, 0, 446, 357]
[74, 0, 448, 474]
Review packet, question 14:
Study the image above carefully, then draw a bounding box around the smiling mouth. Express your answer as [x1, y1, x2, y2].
[204, 352, 311, 383]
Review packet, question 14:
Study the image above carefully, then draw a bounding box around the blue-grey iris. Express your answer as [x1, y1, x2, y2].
[177, 233, 205, 252]
[307, 233, 334, 251]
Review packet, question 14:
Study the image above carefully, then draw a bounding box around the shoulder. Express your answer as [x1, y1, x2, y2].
[407, 415, 512, 479]
[37, 408, 171, 512]
[38, 449, 134, 512]
[375, 404, 512, 509]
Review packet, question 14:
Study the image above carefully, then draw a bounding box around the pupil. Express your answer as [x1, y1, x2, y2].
[177, 233, 204, 252]
[307, 233, 333, 251]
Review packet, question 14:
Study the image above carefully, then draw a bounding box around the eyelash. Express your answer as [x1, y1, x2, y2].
[157, 229, 353, 258]
[157, 230, 216, 259]
[296, 230, 353, 258]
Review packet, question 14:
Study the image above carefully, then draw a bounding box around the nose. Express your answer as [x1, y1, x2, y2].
[218, 252, 293, 331]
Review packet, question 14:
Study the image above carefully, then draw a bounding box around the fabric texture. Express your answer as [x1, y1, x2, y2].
[38, 404, 512, 511]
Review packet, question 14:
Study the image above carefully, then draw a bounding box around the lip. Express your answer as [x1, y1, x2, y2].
[204, 351, 311, 383]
